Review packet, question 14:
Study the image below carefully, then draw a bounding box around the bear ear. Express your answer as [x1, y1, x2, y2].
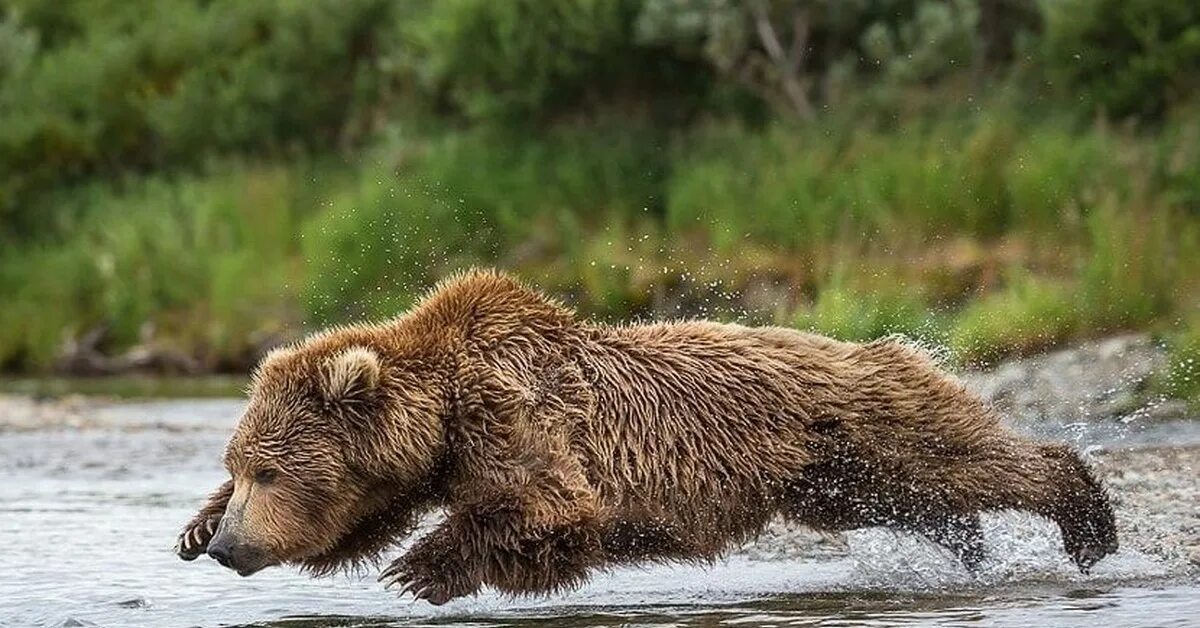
[320, 346, 381, 404]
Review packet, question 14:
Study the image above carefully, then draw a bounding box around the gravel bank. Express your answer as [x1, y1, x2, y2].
[960, 333, 1189, 424]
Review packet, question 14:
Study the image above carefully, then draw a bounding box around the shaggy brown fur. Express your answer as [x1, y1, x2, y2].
[177, 269, 1117, 603]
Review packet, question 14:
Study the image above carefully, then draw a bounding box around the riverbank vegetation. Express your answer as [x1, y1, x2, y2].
[1, 1, 1197, 403]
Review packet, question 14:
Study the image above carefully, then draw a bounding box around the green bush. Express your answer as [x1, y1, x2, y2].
[420, 0, 714, 122]
[794, 272, 936, 343]
[1154, 322, 1200, 409]
[950, 273, 1079, 364]
[0, 0, 399, 240]
[1042, 0, 1200, 119]
[637, 0, 1039, 116]
[4, 0, 1194, 245]
[0, 167, 302, 370]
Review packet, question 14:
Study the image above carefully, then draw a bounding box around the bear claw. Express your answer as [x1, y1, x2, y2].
[176, 516, 220, 561]
[380, 557, 462, 605]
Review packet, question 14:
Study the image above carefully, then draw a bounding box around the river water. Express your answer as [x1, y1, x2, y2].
[1, 397, 1197, 627]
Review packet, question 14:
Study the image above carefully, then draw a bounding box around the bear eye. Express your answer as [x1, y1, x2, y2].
[254, 468, 279, 484]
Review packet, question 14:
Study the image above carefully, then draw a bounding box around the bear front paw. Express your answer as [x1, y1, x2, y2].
[176, 515, 220, 561]
[379, 547, 475, 605]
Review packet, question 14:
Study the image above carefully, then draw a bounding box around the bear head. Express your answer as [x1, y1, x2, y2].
[206, 338, 448, 576]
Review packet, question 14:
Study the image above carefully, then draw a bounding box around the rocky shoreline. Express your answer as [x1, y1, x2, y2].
[1095, 445, 1200, 572]
[960, 333, 1190, 425]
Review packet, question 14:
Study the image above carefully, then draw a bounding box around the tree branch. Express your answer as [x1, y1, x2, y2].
[749, 1, 814, 120]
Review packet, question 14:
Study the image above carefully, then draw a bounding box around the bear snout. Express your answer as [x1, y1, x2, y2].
[206, 534, 235, 567]
[207, 524, 272, 576]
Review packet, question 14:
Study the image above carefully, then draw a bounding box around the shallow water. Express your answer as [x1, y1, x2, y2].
[1, 398, 1197, 628]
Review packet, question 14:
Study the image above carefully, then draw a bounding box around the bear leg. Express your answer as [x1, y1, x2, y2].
[481, 522, 603, 597]
[933, 442, 1117, 573]
[914, 512, 985, 571]
[381, 506, 603, 604]
[1034, 443, 1118, 572]
[784, 460, 988, 571]
[176, 480, 233, 560]
[599, 519, 696, 563]
[380, 517, 483, 605]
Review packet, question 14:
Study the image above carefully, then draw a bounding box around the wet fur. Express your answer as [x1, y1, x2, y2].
[178, 269, 1117, 601]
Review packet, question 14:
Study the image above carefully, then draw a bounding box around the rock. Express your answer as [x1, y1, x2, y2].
[959, 334, 1176, 424]
[54, 324, 203, 376]
[55, 325, 116, 375]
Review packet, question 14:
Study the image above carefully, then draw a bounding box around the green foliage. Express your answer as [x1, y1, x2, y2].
[300, 121, 670, 323]
[298, 164, 484, 325]
[664, 110, 1108, 249]
[1, 0, 1195, 242]
[860, 0, 982, 83]
[0, 0, 400, 239]
[1042, 0, 1200, 119]
[637, 0, 1038, 115]
[1, 0, 1199, 374]
[1002, 121, 1113, 232]
[421, 0, 705, 121]
[6, 102, 1195, 373]
[950, 199, 1192, 364]
[1154, 323, 1200, 409]
[1078, 202, 1180, 331]
[794, 272, 936, 343]
[0, 167, 304, 370]
[950, 273, 1079, 364]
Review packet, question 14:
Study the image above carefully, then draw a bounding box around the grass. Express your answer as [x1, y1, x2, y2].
[0, 375, 247, 399]
[949, 201, 1193, 365]
[791, 266, 941, 344]
[950, 274, 1080, 365]
[1154, 323, 1200, 410]
[0, 165, 312, 370]
[1, 102, 1197, 403]
[663, 112, 1132, 251]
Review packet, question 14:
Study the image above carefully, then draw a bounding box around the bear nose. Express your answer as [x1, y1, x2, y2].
[207, 539, 234, 568]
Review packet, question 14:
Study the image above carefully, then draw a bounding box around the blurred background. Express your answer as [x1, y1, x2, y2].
[0, 0, 1196, 405]
[5, 5, 1200, 625]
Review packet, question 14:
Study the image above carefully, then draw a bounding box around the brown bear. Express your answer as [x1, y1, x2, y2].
[176, 269, 1117, 604]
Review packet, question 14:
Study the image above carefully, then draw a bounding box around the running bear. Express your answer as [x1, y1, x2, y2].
[177, 269, 1117, 604]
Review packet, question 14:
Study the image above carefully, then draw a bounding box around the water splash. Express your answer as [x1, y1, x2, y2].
[845, 512, 1171, 592]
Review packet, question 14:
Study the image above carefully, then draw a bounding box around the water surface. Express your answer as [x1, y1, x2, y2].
[1, 398, 1196, 627]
